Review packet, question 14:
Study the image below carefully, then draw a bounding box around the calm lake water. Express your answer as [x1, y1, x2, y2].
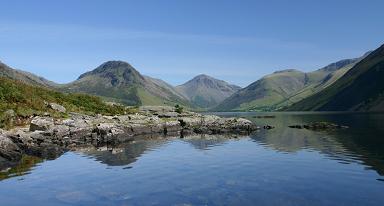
[1, 112, 384, 206]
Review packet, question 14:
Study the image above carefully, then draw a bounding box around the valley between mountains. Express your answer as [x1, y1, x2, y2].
[1, 44, 384, 113]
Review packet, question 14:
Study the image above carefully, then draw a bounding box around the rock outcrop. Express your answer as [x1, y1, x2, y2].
[0, 106, 258, 169]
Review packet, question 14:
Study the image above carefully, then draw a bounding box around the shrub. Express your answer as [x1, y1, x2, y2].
[175, 104, 183, 114]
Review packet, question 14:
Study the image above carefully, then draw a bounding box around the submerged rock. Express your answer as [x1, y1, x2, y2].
[288, 125, 303, 129]
[253, 115, 275, 118]
[289, 122, 349, 130]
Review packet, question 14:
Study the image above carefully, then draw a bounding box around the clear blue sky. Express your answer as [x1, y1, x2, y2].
[0, 0, 383, 87]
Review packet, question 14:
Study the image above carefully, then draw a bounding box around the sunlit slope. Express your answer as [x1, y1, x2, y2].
[287, 45, 384, 111]
[60, 61, 191, 107]
[214, 53, 367, 111]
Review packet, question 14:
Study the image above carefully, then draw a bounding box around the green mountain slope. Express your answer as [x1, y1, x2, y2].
[213, 69, 308, 111]
[175, 74, 241, 108]
[61, 61, 190, 107]
[0, 61, 56, 88]
[276, 60, 358, 107]
[286, 44, 384, 111]
[213, 53, 367, 111]
[143, 76, 186, 101]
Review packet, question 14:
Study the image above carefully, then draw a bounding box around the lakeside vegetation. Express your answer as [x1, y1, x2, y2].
[0, 77, 132, 128]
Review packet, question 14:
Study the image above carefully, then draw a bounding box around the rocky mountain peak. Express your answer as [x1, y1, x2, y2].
[78, 61, 141, 80]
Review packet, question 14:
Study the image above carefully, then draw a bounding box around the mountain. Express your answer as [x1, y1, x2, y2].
[213, 69, 308, 111]
[175, 74, 241, 108]
[214, 53, 368, 111]
[0, 61, 56, 88]
[278, 53, 370, 107]
[286, 44, 384, 111]
[143, 76, 186, 101]
[60, 61, 190, 106]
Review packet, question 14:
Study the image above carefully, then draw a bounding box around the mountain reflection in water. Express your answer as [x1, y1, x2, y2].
[0, 112, 383, 206]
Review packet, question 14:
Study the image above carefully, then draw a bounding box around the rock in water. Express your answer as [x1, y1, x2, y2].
[289, 122, 349, 130]
[1, 109, 259, 168]
[30, 117, 55, 132]
[288, 125, 303, 129]
[263, 125, 275, 130]
[0, 134, 22, 162]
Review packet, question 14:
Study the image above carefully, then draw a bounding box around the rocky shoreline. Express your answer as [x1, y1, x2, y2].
[0, 106, 258, 170]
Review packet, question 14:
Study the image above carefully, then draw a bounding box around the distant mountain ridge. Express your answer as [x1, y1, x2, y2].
[1, 46, 381, 112]
[0, 60, 239, 109]
[213, 52, 370, 111]
[176, 74, 241, 108]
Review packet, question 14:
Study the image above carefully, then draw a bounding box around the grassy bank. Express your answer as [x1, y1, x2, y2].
[0, 77, 132, 128]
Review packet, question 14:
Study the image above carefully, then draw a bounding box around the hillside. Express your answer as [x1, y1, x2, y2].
[276, 60, 357, 107]
[175, 74, 241, 108]
[60, 61, 191, 107]
[0, 77, 127, 128]
[213, 53, 367, 111]
[0, 61, 56, 88]
[286, 44, 384, 111]
[213, 69, 308, 111]
[143, 76, 186, 101]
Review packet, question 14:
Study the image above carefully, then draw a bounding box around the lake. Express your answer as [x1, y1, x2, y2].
[1, 112, 384, 206]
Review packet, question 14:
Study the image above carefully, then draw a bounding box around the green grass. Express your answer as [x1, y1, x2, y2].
[0, 77, 130, 128]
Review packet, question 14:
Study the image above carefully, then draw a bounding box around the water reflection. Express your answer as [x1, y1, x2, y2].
[75, 112, 384, 178]
[0, 155, 42, 180]
[74, 135, 238, 168]
[181, 134, 233, 150]
[235, 112, 384, 177]
[75, 139, 169, 166]
[2, 113, 384, 183]
[0, 113, 384, 206]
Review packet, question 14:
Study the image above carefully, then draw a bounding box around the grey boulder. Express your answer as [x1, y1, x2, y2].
[0, 135, 22, 162]
[30, 117, 55, 132]
[48, 103, 66, 113]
